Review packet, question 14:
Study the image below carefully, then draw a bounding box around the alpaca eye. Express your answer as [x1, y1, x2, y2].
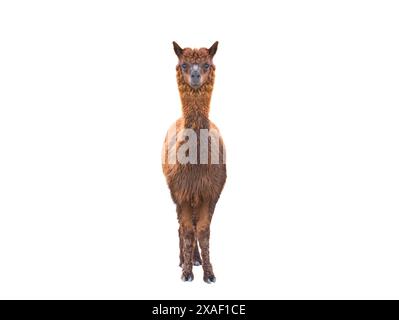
[204, 63, 210, 69]
[181, 63, 187, 69]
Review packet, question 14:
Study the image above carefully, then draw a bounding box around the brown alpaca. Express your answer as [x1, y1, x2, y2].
[162, 41, 226, 283]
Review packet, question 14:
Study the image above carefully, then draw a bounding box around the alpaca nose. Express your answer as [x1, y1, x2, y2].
[191, 71, 200, 80]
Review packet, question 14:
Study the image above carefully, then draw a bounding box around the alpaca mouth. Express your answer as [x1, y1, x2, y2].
[190, 83, 201, 89]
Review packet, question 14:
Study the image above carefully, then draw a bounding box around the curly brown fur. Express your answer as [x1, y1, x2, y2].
[162, 42, 226, 283]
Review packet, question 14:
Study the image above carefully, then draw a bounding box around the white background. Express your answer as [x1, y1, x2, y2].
[0, 1, 398, 299]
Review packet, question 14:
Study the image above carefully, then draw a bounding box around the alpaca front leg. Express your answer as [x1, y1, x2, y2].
[197, 201, 216, 283]
[180, 203, 195, 281]
[178, 212, 201, 267]
[179, 230, 201, 267]
[181, 236, 202, 267]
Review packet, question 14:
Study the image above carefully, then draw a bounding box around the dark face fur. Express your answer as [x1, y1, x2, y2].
[173, 41, 218, 90]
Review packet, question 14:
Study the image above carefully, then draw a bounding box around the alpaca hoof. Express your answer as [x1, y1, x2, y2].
[181, 272, 194, 282]
[204, 275, 216, 284]
[193, 259, 202, 266]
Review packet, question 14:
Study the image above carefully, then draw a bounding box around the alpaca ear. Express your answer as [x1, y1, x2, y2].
[173, 41, 183, 57]
[208, 41, 218, 58]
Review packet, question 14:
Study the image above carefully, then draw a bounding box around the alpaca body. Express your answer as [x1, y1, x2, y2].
[163, 117, 226, 208]
[162, 42, 226, 283]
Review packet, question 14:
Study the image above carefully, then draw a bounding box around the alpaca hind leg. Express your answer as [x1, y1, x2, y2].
[179, 202, 195, 281]
[196, 201, 216, 283]
[193, 240, 202, 266]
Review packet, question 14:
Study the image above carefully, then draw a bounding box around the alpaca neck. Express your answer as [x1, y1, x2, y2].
[177, 69, 214, 129]
[181, 94, 211, 129]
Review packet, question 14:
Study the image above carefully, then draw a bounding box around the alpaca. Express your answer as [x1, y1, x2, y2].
[162, 41, 226, 283]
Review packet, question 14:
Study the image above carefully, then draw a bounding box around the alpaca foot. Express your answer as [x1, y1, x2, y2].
[193, 245, 202, 266]
[181, 271, 194, 282]
[204, 273, 216, 284]
[193, 253, 202, 266]
[193, 259, 202, 266]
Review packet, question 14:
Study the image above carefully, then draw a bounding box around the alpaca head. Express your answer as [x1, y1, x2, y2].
[173, 41, 218, 90]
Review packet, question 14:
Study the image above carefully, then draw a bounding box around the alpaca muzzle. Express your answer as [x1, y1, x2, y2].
[190, 65, 201, 88]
